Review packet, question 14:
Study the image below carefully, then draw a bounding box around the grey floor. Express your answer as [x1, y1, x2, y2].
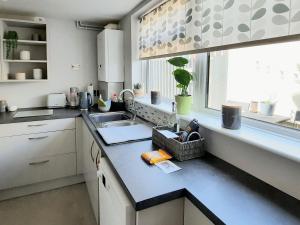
[0, 183, 97, 225]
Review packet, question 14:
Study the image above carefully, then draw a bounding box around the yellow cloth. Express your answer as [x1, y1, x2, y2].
[141, 149, 172, 165]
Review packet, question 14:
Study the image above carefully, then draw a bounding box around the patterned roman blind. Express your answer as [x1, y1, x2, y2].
[139, 0, 300, 59]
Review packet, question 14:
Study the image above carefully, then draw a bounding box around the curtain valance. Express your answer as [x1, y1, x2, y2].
[139, 0, 300, 59]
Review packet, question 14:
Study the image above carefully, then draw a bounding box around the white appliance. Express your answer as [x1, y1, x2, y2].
[47, 93, 66, 108]
[99, 158, 135, 225]
[97, 29, 124, 82]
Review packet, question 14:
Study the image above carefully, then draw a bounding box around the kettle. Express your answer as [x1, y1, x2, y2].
[79, 92, 92, 110]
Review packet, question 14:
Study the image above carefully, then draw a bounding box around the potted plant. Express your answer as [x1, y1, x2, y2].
[133, 83, 144, 97]
[167, 57, 193, 115]
[4, 31, 18, 59]
[259, 100, 276, 116]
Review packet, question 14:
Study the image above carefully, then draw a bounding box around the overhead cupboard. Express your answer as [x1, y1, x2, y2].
[139, 0, 300, 58]
[0, 18, 48, 82]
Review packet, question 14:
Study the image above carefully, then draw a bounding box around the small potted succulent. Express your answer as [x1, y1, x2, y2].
[133, 83, 144, 97]
[167, 57, 193, 115]
[4, 31, 18, 59]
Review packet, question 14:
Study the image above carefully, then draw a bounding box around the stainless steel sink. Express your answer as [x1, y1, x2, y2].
[89, 111, 135, 128]
[102, 120, 140, 128]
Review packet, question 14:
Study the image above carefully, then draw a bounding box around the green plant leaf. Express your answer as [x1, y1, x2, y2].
[167, 57, 188, 67]
[173, 69, 192, 86]
[176, 83, 185, 88]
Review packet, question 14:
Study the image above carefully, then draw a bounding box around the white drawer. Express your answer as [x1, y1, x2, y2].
[0, 153, 76, 190]
[0, 130, 76, 190]
[0, 118, 75, 137]
[0, 130, 75, 157]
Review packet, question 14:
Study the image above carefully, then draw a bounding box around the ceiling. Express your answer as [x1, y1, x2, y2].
[0, 0, 144, 23]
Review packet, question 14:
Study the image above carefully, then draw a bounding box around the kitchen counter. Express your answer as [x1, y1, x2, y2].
[81, 112, 300, 225]
[0, 107, 82, 124]
[1, 108, 299, 224]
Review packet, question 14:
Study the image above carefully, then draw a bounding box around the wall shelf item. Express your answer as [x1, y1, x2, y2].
[0, 18, 48, 82]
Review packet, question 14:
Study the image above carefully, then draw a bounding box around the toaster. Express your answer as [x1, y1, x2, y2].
[47, 93, 66, 108]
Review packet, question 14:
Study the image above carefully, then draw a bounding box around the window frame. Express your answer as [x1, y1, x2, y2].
[201, 49, 300, 140]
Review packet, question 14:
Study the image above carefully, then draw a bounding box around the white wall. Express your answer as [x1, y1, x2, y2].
[0, 18, 98, 108]
[198, 126, 300, 200]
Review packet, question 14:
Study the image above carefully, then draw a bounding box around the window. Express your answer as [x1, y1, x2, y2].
[142, 55, 197, 100]
[208, 40, 300, 130]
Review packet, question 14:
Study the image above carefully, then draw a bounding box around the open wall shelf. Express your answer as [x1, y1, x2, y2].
[0, 18, 48, 82]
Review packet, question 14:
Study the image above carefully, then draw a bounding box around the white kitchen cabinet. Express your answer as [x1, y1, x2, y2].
[0, 129, 76, 190]
[0, 118, 75, 138]
[184, 198, 214, 225]
[82, 121, 100, 224]
[136, 198, 184, 225]
[97, 29, 124, 82]
[99, 158, 135, 225]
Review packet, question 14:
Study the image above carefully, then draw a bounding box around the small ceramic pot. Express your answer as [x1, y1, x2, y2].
[20, 51, 30, 60]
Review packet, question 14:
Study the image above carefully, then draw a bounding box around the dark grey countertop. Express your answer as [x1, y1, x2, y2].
[1, 108, 299, 224]
[81, 112, 300, 225]
[0, 107, 82, 124]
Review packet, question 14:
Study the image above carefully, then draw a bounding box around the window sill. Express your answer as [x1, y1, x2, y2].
[180, 112, 300, 163]
[135, 97, 300, 163]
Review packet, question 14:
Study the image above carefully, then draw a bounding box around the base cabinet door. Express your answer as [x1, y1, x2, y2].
[82, 122, 100, 224]
[0, 130, 76, 190]
[184, 198, 214, 225]
[99, 158, 135, 225]
[136, 198, 184, 225]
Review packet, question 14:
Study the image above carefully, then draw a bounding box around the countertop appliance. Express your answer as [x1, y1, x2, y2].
[67, 87, 80, 108]
[99, 157, 135, 225]
[79, 92, 92, 110]
[47, 93, 66, 108]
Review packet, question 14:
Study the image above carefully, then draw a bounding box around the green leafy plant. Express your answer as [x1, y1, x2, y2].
[167, 57, 193, 96]
[4, 31, 18, 59]
[134, 83, 143, 90]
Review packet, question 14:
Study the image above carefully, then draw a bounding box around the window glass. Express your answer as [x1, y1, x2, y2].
[142, 55, 197, 100]
[208, 41, 300, 130]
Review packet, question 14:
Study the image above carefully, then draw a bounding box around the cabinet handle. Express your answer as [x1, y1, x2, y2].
[28, 136, 48, 140]
[96, 150, 100, 169]
[90, 140, 95, 162]
[29, 160, 50, 165]
[28, 124, 47, 127]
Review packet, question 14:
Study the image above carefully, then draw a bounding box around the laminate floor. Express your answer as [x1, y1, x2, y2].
[0, 183, 97, 225]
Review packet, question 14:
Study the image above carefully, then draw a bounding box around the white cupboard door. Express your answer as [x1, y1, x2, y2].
[0, 118, 75, 138]
[86, 142, 99, 224]
[0, 130, 76, 190]
[99, 158, 135, 225]
[106, 30, 124, 82]
[97, 31, 106, 82]
[184, 198, 214, 225]
[136, 198, 184, 225]
[82, 122, 99, 224]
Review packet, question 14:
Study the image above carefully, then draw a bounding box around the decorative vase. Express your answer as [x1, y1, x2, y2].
[175, 95, 192, 115]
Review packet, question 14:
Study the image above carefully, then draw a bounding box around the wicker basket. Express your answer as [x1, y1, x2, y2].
[152, 126, 205, 161]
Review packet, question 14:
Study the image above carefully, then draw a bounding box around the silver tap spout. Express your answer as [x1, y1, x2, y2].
[118, 89, 136, 120]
